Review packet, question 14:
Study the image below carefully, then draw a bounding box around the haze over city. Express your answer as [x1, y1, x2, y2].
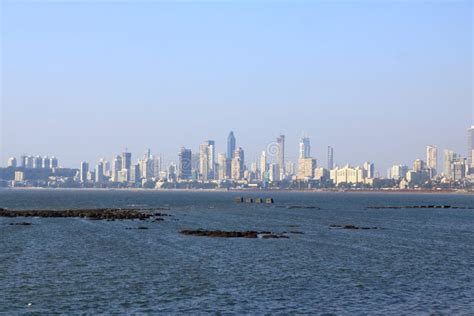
[1, 1, 472, 173]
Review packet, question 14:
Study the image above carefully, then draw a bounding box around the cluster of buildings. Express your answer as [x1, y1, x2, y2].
[2, 126, 474, 190]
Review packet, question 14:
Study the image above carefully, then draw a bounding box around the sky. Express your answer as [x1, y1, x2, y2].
[1, 0, 473, 174]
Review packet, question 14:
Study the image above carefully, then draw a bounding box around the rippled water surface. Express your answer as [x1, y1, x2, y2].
[1, 189, 473, 314]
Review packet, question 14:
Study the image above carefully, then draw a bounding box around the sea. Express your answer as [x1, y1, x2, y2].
[0, 189, 473, 314]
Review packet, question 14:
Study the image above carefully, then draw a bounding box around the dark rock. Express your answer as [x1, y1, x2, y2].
[180, 229, 284, 239]
[9, 222, 32, 226]
[0, 208, 154, 220]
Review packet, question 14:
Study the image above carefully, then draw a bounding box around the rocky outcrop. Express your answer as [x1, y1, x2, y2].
[0, 208, 168, 220]
[180, 229, 289, 239]
[329, 224, 380, 230]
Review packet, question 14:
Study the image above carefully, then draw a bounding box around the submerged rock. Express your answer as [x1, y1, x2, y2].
[0, 208, 158, 220]
[329, 224, 380, 230]
[180, 229, 288, 239]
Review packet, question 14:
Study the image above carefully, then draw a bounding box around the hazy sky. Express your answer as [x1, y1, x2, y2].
[1, 1, 473, 173]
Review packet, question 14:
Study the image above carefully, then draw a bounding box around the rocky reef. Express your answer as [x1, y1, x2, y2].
[0, 208, 168, 220]
[180, 229, 289, 239]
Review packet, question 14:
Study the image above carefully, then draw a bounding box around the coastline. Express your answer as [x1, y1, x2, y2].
[1, 187, 473, 195]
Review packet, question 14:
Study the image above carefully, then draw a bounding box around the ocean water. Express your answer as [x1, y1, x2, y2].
[0, 189, 473, 314]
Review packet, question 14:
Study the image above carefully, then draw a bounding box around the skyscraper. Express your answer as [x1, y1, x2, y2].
[80, 161, 89, 183]
[363, 161, 375, 179]
[7, 157, 17, 167]
[227, 131, 236, 160]
[259, 151, 267, 180]
[277, 135, 285, 178]
[199, 140, 216, 180]
[178, 147, 192, 180]
[42, 156, 51, 169]
[95, 160, 104, 184]
[413, 159, 425, 172]
[299, 137, 311, 159]
[51, 156, 58, 168]
[122, 151, 132, 171]
[443, 150, 455, 178]
[426, 145, 438, 171]
[468, 126, 474, 166]
[111, 155, 122, 182]
[231, 147, 245, 180]
[218, 153, 227, 180]
[327, 146, 334, 170]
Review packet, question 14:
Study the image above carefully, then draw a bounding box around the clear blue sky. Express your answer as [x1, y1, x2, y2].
[1, 1, 472, 173]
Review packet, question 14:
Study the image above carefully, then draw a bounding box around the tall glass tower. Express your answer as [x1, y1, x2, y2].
[468, 126, 474, 166]
[227, 131, 236, 160]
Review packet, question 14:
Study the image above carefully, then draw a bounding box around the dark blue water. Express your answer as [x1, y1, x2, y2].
[1, 189, 473, 314]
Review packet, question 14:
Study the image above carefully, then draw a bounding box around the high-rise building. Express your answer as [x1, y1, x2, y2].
[227, 131, 236, 160]
[298, 158, 317, 179]
[277, 135, 285, 178]
[388, 165, 409, 180]
[218, 153, 227, 180]
[111, 155, 122, 182]
[327, 146, 334, 170]
[413, 159, 425, 172]
[268, 163, 280, 182]
[231, 147, 245, 180]
[25, 156, 34, 168]
[468, 126, 474, 166]
[80, 161, 89, 183]
[95, 160, 104, 184]
[122, 152, 132, 172]
[42, 156, 51, 169]
[299, 137, 311, 159]
[426, 145, 438, 172]
[259, 151, 267, 180]
[7, 157, 17, 167]
[33, 156, 42, 169]
[363, 162, 375, 179]
[444, 150, 455, 177]
[178, 147, 192, 180]
[199, 140, 215, 180]
[51, 156, 58, 168]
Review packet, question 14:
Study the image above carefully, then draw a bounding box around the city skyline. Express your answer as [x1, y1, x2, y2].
[1, 1, 472, 173]
[6, 124, 474, 180]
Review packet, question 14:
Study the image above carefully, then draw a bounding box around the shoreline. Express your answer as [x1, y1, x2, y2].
[1, 187, 472, 195]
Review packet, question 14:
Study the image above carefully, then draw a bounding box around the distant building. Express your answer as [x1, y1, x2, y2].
[51, 156, 58, 168]
[199, 140, 215, 180]
[111, 155, 122, 182]
[7, 157, 17, 168]
[468, 126, 474, 166]
[413, 159, 425, 172]
[298, 158, 317, 179]
[80, 161, 89, 183]
[178, 147, 192, 180]
[388, 165, 409, 180]
[314, 167, 329, 181]
[426, 145, 438, 172]
[268, 163, 280, 182]
[327, 146, 334, 170]
[218, 153, 227, 180]
[277, 135, 285, 178]
[259, 151, 267, 180]
[15, 171, 24, 182]
[42, 156, 51, 169]
[299, 137, 311, 159]
[122, 151, 132, 178]
[95, 160, 105, 184]
[231, 147, 244, 180]
[331, 165, 364, 185]
[227, 131, 236, 160]
[33, 156, 42, 169]
[363, 162, 375, 179]
[443, 150, 455, 178]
